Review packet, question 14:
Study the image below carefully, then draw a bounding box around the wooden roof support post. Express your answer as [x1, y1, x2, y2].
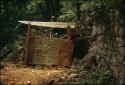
[24, 23, 31, 65]
[67, 25, 72, 67]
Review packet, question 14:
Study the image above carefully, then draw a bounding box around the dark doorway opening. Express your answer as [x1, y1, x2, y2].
[72, 38, 88, 60]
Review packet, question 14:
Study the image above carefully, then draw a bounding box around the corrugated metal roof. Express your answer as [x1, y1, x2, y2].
[18, 21, 75, 29]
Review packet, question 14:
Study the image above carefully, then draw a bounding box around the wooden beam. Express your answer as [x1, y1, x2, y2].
[24, 23, 31, 65]
[67, 25, 72, 67]
[18, 21, 75, 29]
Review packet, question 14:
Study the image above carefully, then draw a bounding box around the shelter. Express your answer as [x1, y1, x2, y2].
[19, 21, 75, 67]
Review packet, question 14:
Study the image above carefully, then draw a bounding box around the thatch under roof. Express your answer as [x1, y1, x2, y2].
[18, 21, 75, 29]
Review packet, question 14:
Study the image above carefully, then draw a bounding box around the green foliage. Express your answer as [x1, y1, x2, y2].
[59, 0, 76, 21]
[85, 68, 114, 84]
[0, 36, 24, 60]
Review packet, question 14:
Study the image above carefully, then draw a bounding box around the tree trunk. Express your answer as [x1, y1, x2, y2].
[45, 0, 60, 21]
[75, 0, 80, 20]
[81, 7, 125, 84]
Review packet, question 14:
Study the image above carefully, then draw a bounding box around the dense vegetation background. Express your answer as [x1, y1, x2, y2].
[0, 0, 125, 84]
[0, 0, 124, 47]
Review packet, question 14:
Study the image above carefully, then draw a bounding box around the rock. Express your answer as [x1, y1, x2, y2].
[92, 26, 97, 36]
[61, 76, 66, 79]
[70, 68, 79, 74]
[31, 70, 34, 73]
[78, 71, 87, 78]
[68, 74, 78, 79]
[119, 27, 125, 38]
[24, 81, 31, 85]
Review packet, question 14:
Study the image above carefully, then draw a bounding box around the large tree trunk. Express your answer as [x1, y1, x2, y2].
[75, 0, 80, 20]
[81, 7, 125, 84]
[45, 0, 60, 21]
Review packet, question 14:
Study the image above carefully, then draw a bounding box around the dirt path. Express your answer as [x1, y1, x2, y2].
[0, 61, 70, 85]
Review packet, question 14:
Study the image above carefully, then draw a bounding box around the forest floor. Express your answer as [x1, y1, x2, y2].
[0, 61, 70, 85]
